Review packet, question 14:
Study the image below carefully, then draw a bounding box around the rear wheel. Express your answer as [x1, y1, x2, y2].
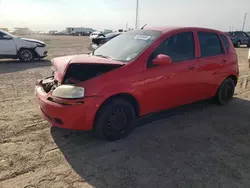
[19, 49, 34, 61]
[215, 78, 235, 105]
[247, 41, 250, 47]
[94, 98, 136, 141]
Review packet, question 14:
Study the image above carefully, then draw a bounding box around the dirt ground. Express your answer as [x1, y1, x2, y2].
[0, 35, 250, 188]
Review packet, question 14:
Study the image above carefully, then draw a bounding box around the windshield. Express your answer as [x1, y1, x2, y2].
[0, 30, 16, 38]
[93, 30, 162, 62]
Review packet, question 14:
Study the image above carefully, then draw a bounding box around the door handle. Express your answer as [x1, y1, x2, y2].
[221, 59, 227, 63]
[188, 65, 195, 70]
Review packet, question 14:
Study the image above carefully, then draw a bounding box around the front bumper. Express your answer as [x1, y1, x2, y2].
[35, 85, 103, 130]
[35, 47, 48, 58]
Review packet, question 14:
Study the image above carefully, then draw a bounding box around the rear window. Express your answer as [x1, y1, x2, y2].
[220, 34, 230, 53]
[198, 32, 224, 57]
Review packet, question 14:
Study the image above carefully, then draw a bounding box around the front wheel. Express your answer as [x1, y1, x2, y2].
[236, 40, 241, 48]
[19, 49, 34, 61]
[215, 78, 235, 105]
[94, 99, 136, 141]
[247, 41, 250, 47]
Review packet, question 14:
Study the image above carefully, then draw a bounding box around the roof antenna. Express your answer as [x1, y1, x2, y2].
[141, 24, 147, 30]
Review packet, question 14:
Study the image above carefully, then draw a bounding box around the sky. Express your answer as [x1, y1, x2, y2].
[0, 0, 249, 32]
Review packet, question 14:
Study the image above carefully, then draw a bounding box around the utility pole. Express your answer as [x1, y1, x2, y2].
[135, 0, 139, 29]
[242, 13, 247, 31]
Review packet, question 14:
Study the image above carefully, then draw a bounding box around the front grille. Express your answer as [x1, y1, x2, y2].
[41, 109, 63, 125]
[54, 118, 63, 125]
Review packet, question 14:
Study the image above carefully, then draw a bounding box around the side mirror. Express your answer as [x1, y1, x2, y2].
[152, 54, 172, 66]
[2, 35, 12, 40]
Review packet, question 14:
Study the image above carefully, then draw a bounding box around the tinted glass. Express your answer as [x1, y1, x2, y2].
[198, 32, 224, 57]
[220, 34, 229, 53]
[235, 32, 244, 37]
[242, 32, 248, 37]
[93, 30, 161, 62]
[149, 32, 195, 63]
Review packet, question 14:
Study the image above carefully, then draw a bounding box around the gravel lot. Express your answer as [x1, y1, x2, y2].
[0, 35, 250, 188]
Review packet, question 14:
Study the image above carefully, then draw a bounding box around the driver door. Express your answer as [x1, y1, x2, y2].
[0, 31, 16, 55]
[138, 31, 199, 114]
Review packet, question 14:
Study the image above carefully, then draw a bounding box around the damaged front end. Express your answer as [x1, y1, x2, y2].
[37, 63, 122, 94]
[63, 63, 122, 84]
[37, 75, 58, 93]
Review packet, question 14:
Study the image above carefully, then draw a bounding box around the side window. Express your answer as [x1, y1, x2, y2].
[164, 32, 195, 62]
[235, 32, 243, 37]
[198, 32, 224, 57]
[220, 34, 229, 53]
[242, 32, 248, 37]
[147, 32, 195, 67]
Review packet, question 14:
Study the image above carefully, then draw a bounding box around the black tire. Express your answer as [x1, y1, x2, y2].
[236, 40, 241, 48]
[19, 49, 34, 61]
[247, 41, 250, 47]
[215, 78, 235, 105]
[94, 98, 136, 141]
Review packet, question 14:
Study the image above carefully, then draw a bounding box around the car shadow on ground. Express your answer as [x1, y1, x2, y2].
[51, 97, 250, 187]
[0, 60, 51, 74]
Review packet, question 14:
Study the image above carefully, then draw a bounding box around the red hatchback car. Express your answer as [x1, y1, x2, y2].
[35, 27, 239, 141]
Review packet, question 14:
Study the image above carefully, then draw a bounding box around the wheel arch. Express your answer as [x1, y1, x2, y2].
[18, 47, 39, 58]
[215, 74, 238, 96]
[18, 47, 35, 53]
[98, 93, 140, 117]
[93, 93, 140, 128]
[226, 75, 238, 86]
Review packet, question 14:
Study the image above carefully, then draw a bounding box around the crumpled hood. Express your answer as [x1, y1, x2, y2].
[52, 54, 125, 83]
[21, 38, 45, 45]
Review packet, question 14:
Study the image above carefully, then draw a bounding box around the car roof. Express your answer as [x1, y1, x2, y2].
[105, 32, 121, 36]
[143, 26, 224, 34]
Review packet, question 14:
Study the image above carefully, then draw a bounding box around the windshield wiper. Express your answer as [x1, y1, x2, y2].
[94, 54, 113, 59]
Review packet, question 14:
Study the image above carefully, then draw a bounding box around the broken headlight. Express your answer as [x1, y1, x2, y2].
[52, 85, 85, 99]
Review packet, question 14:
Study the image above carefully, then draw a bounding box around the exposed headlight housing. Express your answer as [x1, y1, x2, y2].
[36, 42, 46, 47]
[52, 85, 85, 99]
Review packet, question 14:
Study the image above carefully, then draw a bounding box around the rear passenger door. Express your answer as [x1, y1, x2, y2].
[196, 31, 226, 99]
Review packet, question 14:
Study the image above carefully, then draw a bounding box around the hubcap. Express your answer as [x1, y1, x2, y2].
[103, 106, 132, 137]
[21, 50, 32, 61]
[107, 109, 127, 131]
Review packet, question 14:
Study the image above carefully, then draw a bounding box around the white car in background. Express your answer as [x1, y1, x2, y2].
[89, 31, 102, 40]
[0, 29, 47, 61]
